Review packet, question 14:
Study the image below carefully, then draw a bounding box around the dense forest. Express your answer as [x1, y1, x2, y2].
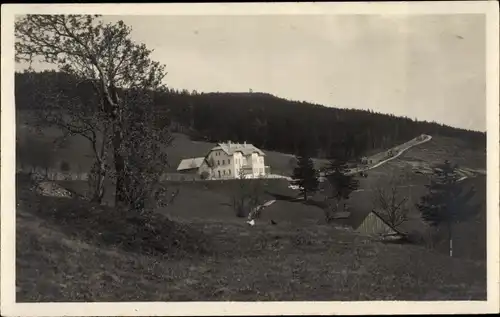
[15, 71, 486, 160]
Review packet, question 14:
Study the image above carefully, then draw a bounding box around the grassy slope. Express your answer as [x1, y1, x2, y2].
[50, 131, 486, 261]
[396, 135, 486, 172]
[16, 112, 488, 300]
[17, 112, 329, 176]
[344, 136, 487, 260]
[17, 190, 486, 302]
[56, 177, 327, 225]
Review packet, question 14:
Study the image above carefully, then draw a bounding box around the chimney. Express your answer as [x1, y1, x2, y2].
[228, 140, 231, 148]
[243, 141, 246, 147]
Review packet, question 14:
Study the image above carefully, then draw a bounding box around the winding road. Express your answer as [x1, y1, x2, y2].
[250, 134, 434, 223]
[248, 134, 476, 223]
[346, 134, 433, 176]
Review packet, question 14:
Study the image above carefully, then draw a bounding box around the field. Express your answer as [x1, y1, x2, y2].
[15, 114, 488, 301]
[16, 112, 329, 177]
[16, 176, 486, 301]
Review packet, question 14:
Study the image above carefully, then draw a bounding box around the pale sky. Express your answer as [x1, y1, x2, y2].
[17, 14, 486, 131]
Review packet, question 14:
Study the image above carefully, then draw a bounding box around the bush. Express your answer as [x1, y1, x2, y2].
[17, 184, 208, 257]
[60, 160, 71, 172]
[231, 177, 265, 219]
[200, 171, 210, 180]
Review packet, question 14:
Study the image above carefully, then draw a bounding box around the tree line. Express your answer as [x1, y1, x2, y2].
[14, 14, 485, 221]
[16, 72, 486, 162]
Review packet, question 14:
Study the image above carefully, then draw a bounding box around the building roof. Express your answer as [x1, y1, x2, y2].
[334, 196, 416, 235]
[211, 142, 265, 156]
[176, 157, 206, 171]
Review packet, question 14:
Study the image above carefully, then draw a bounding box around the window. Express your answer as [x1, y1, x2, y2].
[218, 170, 221, 178]
[223, 160, 225, 165]
[217, 160, 220, 165]
[228, 159, 231, 164]
[229, 170, 231, 175]
[223, 170, 226, 175]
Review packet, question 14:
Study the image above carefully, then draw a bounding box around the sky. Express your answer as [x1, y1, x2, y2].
[17, 14, 486, 132]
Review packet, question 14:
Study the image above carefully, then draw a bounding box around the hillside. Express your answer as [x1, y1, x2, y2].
[16, 175, 486, 301]
[16, 113, 329, 177]
[14, 70, 488, 302]
[21, 128, 487, 263]
[15, 71, 486, 161]
[343, 136, 486, 261]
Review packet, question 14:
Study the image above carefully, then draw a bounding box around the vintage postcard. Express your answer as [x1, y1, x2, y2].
[1, 1, 499, 316]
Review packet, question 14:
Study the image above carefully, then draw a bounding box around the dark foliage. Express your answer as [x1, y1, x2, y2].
[325, 158, 359, 202]
[416, 160, 481, 256]
[16, 174, 208, 257]
[417, 160, 479, 227]
[16, 72, 486, 162]
[60, 161, 71, 172]
[291, 154, 319, 201]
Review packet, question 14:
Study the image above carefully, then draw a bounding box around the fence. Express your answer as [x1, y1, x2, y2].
[16, 166, 89, 181]
[16, 166, 292, 183]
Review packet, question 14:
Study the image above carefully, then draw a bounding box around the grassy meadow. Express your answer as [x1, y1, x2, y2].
[17, 175, 486, 301]
[15, 113, 488, 301]
[16, 111, 329, 177]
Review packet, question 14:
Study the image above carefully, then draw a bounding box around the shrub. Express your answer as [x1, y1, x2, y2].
[60, 160, 71, 172]
[231, 173, 265, 218]
[200, 171, 210, 180]
[19, 187, 208, 257]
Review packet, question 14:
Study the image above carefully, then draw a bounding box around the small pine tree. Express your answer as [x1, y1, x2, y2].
[324, 157, 359, 214]
[291, 155, 319, 201]
[416, 160, 479, 256]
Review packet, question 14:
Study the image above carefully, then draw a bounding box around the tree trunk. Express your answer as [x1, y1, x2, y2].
[114, 152, 128, 207]
[112, 122, 130, 208]
[101, 84, 130, 210]
[91, 164, 106, 204]
[448, 221, 453, 257]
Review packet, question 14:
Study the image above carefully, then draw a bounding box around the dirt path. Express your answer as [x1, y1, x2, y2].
[346, 134, 433, 176]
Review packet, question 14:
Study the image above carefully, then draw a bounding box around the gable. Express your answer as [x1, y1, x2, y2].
[356, 212, 396, 236]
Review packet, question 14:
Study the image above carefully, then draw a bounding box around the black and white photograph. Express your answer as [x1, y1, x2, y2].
[1, 2, 499, 316]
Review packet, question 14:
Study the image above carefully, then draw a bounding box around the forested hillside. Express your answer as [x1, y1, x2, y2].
[16, 71, 486, 159]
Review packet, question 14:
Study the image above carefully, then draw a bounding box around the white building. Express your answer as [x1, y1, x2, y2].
[176, 141, 269, 179]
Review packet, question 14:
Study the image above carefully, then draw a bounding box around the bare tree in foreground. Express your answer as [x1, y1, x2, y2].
[372, 173, 410, 231]
[231, 170, 265, 218]
[15, 15, 174, 211]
